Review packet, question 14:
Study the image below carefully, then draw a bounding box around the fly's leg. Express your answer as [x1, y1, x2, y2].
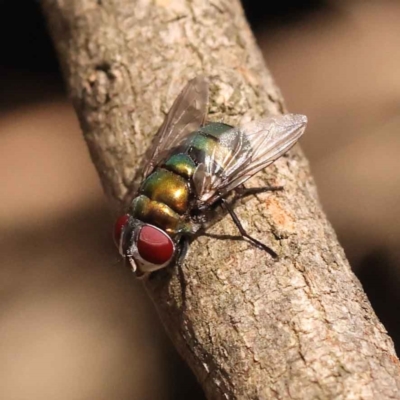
[176, 237, 190, 309]
[176, 236, 190, 268]
[147, 237, 189, 283]
[235, 185, 283, 200]
[220, 198, 278, 259]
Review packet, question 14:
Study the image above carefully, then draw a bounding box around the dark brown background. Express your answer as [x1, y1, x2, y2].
[0, 1, 399, 398]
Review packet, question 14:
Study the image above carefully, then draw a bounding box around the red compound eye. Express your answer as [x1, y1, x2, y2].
[137, 225, 174, 265]
[114, 214, 129, 247]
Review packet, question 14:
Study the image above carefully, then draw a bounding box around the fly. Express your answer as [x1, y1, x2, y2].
[113, 77, 307, 278]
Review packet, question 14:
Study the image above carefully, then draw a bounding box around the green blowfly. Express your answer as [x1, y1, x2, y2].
[114, 77, 307, 278]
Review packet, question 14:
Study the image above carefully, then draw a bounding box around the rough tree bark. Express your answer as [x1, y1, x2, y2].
[42, 1, 400, 399]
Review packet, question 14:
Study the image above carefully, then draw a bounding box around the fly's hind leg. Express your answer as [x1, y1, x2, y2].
[234, 185, 283, 200]
[220, 198, 278, 259]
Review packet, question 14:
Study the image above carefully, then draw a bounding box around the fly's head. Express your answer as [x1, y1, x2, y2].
[114, 214, 175, 277]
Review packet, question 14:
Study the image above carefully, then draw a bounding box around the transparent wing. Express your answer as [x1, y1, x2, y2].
[194, 114, 307, 205]
[142, 76, 209, 178]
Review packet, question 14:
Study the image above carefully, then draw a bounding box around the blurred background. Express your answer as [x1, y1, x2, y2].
[0, 0, 399, 399]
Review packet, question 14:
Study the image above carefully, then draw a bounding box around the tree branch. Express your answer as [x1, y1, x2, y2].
[42, 1, 400, 398]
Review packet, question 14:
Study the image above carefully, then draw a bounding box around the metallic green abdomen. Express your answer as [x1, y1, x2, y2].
[199, 122, 233, 136]
[184, 122, 236, 172]
[164, 154, 196, 178]
[140, 168, 189, 214]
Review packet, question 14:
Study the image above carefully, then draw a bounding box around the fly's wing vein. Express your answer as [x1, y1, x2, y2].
[195, 113, 307, 206]
[142, 76, 209, 179]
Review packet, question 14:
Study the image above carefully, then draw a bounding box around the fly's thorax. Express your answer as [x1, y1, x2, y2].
[140, 168, 190, 214]
[129, 195, 192, 235]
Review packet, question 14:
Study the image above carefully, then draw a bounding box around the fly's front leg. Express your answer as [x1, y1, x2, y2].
[176, 236, 190, 268]
[176, 236, 190, 309]
[234, 185, 283, 200]
[220, 198, 278, 259]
